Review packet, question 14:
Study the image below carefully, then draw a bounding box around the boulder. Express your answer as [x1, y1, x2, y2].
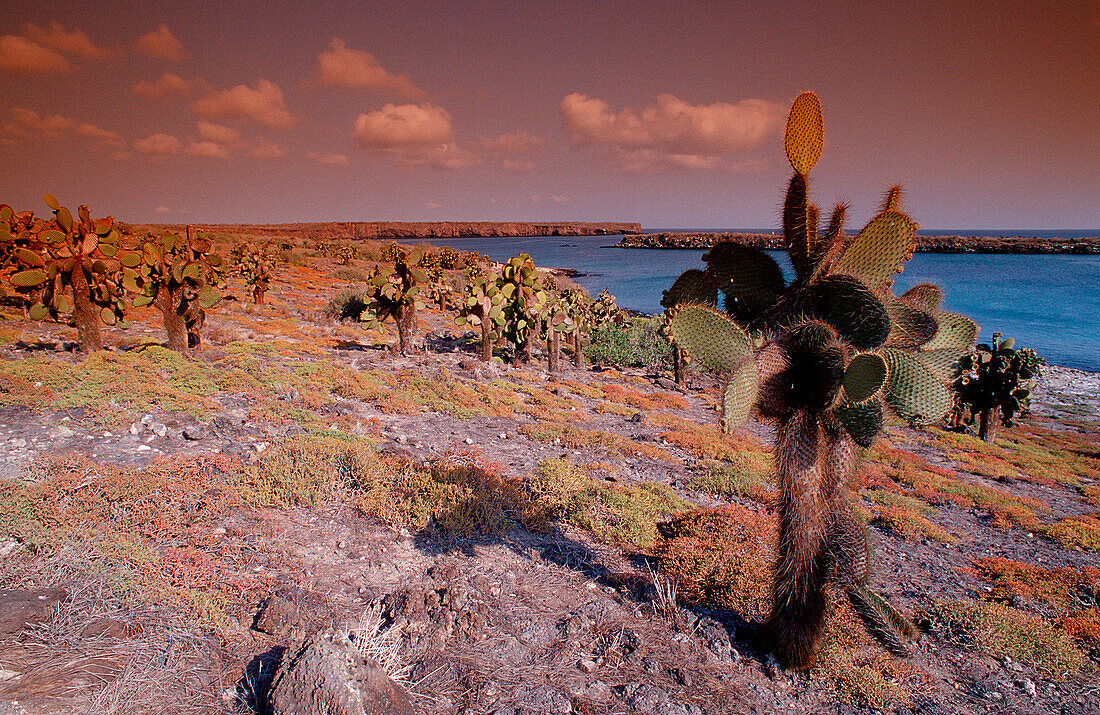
[268, 629, 415, 715]
[0, 588, 68, 636]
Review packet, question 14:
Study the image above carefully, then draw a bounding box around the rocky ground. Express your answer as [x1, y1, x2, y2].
[0, 239, 1098, 715]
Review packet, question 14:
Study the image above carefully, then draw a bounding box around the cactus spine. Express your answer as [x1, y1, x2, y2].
[663, 93, 976, 668]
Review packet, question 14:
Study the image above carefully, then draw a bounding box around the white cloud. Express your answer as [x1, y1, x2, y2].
[154, 205, 171, 214]
[192, 79, 297, 129]
[247, 139, 286, 159]
[23, 21, 113, 60]
[352, 103, 477, 169]
[3, 107, 123, 147]
[308, 152, 348, 166]
[481, 131, 545, 156]
[551, 195, 569, 204]
[314, 38, 425, 98]
[133, 72, 192, 100]
[425, 201, 442, 209]
[196, 120, 240, 144]
[560, 92, 781, 172]
[185, 140, 229, 159]
[0, 35, 71, 73]
[134, 132, 182, 157]
[135, 24, 187, 62]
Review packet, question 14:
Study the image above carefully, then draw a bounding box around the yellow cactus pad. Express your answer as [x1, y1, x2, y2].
[784, 91, 824, 175]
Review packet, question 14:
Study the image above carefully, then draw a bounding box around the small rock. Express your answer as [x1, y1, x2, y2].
[150, 422, 168, 438]
[211, 527, 227, 536]
[129, 422, 141, 435]
[578, 658, 597, 673]
[580, 680, 612, 701]
[337, 540, 348, 549]
[9, 438, 26, 449]
[0, 588, 69, 636]
[141, 414, 154, 426]
[136, 445, 152, 452]
[48, 425, 74, 439]
[182, 425, 207, 441]
[464, 437, 473, 445]
[395, 435, 407, 444]
[1020, 678, 1036, 698]
[254, 441, 268, 453]
[498, 432, 507, 439]
[102, 431, 112, 438]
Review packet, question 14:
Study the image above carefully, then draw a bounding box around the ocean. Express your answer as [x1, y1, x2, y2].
[395, 231, 1100, 372]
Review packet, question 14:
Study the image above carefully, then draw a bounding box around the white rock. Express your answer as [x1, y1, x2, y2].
[129, 423, 140, 435]
[151, 423, 168, 438]
[136, 445, 152, 452]
[10, 438, 27, 449]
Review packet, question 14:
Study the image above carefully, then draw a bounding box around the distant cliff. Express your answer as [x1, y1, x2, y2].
[192, 221, 641, 239]
[614, 232, 1100, 254]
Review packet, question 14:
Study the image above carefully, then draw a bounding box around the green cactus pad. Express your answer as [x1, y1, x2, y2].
[784, 91, 823, 175]
[10, 269, 47, 288]
[881, 348, 953, 426]
[922, 312, 978, 351]
[99, 306, 117, 325]
[14, 248, 44, 267]
[886, 298, 939, 349]
[43, 193, 60, 211]
[783, 174, 813, 278]
[917, 347, 967, 379]
[28, 303, 48, 321]
[843, 352, 888, 403]
[836, 397, 884, 447]
[899, 283, 942, 312]
[722, 359, 760, 431]
[667, 304, 754, 374]
[703, 242, 785, 323]
[809, 275, 891, 349]
[56, 208, 73, 233]
[662, 269, 717, 309]
[831, 210, 916, 289]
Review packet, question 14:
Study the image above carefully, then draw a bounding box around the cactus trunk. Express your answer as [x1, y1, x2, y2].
[673, 345, 686, 388]
[548, 331, 560, 373]
[156, 287, 188, 354]
[573, 331, 583, 368]
[70, 263, 103, 353]
[395, 303, 415, 356]
[768, 411, 839, 669]
[516, 335, 531, 364]
[253, 284, 266, 304]
[479, 320, 492, 362]
[978, 406, 998, 443]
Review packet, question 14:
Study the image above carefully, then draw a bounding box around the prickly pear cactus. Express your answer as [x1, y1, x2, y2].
[498, 254, 548, 364]
[233, 243, 274, 304]
[953, 333, 1043, 442]
[360, 249, 426, 356]
[122, 227, 226, 353]
[455, 275, 505, 362]
[7, 195, 131, 353]
[539, 293, 579, 373]
[662, 92, 978, 669]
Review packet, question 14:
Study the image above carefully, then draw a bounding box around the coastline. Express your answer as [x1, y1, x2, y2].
[162, 221, 641, 239]
[613, 231, 1100, 254]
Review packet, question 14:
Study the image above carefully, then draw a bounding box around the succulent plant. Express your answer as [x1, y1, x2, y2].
[439, 246, 460, 270]
[498, 254, 548, 364]
[122, 227, 226, 353]
[337, 245, 357, 266]
[233, 243, 274, 304]
[6, 195, 131, 353]
[953, 333, 1043, 442]
[455, 274, 505, 362]
[539, 293, 579, 373]
[561, 288, 593, 368]
[358, 249, 426, 356]
[663, 92, 977, 668]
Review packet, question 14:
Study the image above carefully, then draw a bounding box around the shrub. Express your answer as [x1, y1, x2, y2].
[584, 317, 673, 371]
[325, 286, 371, 320]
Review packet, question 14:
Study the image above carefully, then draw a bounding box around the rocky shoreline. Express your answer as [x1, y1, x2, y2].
[169, 221, 641, 240]
[614, 232, 1100, 254]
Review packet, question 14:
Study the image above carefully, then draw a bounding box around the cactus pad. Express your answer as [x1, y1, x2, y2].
[885, 298, 939, 349]
[843, 352, 888, 404]
[723, 359, 760, 431]
[808, 275, 891, 349]
[881, 348, 953, 426]
[703, 242, 784, 324]
[667, 304, 754, 374]
[899, 283, 942, 312]
[662, 268, 717, 309]
[836, 398, 884, 447]
[916, 347, 967, 379]
[922, 312, 979, 351]
[784, 91, 823, 175]
[832, 210, 916, 289]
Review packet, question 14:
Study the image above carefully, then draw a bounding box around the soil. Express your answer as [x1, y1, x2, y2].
[0, 249, 1098, 715]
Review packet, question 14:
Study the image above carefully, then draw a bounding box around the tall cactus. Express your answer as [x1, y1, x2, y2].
[498, 254, 548, 364]
[664, 92, 977, 668]
[233, 243, 274, 304]
[455, 275, 505, 361]
[122, 227, 225, 353]
[359, 249, 426, 356]
[539, 293, 579, 373]
[7, 195, 130, 353]
[953, 334, 1043, 442]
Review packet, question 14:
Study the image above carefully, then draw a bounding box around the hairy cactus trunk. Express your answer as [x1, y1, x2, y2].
[253, 284, 266, 304]
[673, 345, 686, 388]
[516, 335, 531, 364]
[479, 319, 492, 362]
[395, 303, 415, 356]
[572, 331, 583, 369]
[156, 287, 189, 354]
[548, 331, 560, 373]
[978, 406, 998, 443]
[768, 410, 842, 669]
[70, 263, 103, 353]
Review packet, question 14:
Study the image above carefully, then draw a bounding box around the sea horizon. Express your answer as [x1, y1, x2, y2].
[643, 228, 1100, 239]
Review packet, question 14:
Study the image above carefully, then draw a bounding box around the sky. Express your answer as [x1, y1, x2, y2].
[1, 0, 1097, 229]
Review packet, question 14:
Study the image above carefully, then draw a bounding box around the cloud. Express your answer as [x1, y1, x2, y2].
[307, 152, 348, 166]
[192, 79, 297, 129]
[247, 139, 286, 159]
[23, 21, 113, 60]
[560, 92, 781, 172]
[0, 35, 71, 73]
[314, 38, 425, 98]
[184, 140, 229, 159]
[135, 24, 187, 61]
[196, 120, 240, 143]
[352, 103, 478, 169]
[425, 201, 442, 209]
[134, 132, 182, 157]
[481, 131, 545, 156]
[551, 195, 569, 204]
[3, 107, 123, 147]
[154, 206, 171, 215]
[132, 72, 192, 100]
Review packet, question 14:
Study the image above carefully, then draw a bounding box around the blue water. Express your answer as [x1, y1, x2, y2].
[395, 234, 1100, 372]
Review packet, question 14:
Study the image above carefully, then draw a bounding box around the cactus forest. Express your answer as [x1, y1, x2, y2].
[0, 96, 1096, 715]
